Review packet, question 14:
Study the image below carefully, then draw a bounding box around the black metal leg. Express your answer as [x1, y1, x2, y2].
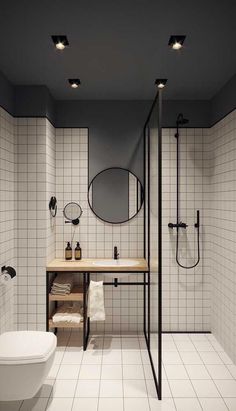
[46, 272, 49, 332]
[87, 273, 90, 344]
[148, 271, 150, 350]
[83, 272, 87, 350]
[143, 272, 146, 337]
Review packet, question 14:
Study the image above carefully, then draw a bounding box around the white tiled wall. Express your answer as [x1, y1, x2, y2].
[55, 128, 144, 333]
[16, 118, 56, 331]
[204, 109, 236, 363]
[162, 128, 211, 332]
[0, 107, 17, 333]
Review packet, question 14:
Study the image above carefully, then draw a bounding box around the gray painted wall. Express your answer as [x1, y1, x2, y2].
[0, 71, 14, 114]
[14, 85, 55, 124]
[210, 74, 236, 125]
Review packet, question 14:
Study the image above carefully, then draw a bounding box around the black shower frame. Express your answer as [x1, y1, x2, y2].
[143, 89, 162, 400]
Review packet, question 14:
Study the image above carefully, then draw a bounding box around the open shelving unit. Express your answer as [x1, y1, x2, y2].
[46, 272, 90, 350]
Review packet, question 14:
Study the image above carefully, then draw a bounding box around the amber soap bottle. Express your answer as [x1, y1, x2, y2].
[75, 242, 82, 260]
[65, 242, 72, 260]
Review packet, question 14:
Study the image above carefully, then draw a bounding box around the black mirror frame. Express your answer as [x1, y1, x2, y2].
[87, 167, 144, 224]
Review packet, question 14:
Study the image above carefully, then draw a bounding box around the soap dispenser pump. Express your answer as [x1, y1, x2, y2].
[75, 242, 82, 260]
[65, 242, 72, 260]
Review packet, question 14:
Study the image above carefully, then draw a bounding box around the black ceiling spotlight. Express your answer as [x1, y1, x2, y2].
[168, 35, 186, 50]
[155, 79, 167, 89]
[68, 79, 81, 88]
[51, 35, 69, 50]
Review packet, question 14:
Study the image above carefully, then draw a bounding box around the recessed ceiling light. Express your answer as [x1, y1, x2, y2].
[51, 35, 69, 50]
[168, 35, 186, 50]
[68, 79, 81, 88]
[155, 79, 167, 89]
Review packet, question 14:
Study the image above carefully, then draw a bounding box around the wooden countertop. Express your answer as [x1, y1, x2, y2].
[46, 258, 149, 272]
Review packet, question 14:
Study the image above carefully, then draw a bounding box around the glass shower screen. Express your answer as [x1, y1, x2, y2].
[144, 91, 162, 399]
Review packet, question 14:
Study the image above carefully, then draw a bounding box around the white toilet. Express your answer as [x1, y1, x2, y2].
[0, 331, 57, 401]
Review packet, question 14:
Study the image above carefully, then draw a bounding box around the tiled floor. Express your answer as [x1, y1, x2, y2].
[1, 332, 236, 411]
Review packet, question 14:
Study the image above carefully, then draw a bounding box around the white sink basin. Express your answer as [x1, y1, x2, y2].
[92, 259, 139, 267]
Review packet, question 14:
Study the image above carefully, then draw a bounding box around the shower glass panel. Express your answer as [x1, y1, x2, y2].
[144, 91, 162, 399]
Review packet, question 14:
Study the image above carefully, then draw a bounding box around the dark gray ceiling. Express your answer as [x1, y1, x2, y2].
[0, 0, 236, 100]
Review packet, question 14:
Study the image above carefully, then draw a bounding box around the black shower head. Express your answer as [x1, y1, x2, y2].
[176, 113, 189, 126]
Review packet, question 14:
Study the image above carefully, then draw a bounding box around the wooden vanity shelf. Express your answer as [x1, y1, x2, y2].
[49, 285, 83, 302]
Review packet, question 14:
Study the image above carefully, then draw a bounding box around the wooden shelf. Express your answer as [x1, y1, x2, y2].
[49, 285, 83, 302]
[48, 319, 83, 329]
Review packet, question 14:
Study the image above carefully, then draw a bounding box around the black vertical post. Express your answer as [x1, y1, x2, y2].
[83, 272, 87, 350]
[158, 89, 163, 400]
[46, 272, 49, 332]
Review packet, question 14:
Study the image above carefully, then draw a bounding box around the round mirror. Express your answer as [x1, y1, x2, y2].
[88, 167, 144, 224]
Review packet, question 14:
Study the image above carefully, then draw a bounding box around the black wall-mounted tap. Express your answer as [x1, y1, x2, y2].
[114, 246, 119, 260]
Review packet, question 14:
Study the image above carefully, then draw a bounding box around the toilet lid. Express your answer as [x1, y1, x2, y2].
[0, 331, 57, 364]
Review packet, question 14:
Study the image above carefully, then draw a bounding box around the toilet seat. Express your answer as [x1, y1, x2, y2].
[0, 331, 57, 364]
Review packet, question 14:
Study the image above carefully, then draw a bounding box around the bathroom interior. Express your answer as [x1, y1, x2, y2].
[0, 1, 236, 410]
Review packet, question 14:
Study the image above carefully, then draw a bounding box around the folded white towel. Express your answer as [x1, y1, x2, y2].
[88, 280, 105, 322]
[53, 313, 82, 324]
[51, 273, 74, 295]
[52, 302, 83, 324]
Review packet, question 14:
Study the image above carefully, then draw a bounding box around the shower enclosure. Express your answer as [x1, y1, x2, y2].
[144, 90, 162, 399]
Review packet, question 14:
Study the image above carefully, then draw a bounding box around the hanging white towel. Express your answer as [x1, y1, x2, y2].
[88, 280, 105, 322]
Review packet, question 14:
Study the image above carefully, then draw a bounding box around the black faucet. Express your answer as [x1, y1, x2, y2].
[114, 246, 119, 260]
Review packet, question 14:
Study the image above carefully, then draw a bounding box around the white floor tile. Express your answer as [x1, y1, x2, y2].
[72, 398, 98, 411]
[205, 364, 233, 380]
[57, 364, 80, 380]
[0, 401, 22, 411]
[162, 341, 178, 352]
[223, 398, 236, 411]
[199, 398, 228, 411]
[165, 364, 188, 379]
[175, 341, 196, 352]
[172, 334, 191, 342]
[143, 364, 154, 380]
[174, 398, 202, 411]
[79, 364, 101, 379]
[180, 352, 203, 365]
[162, 334, 174, 342]
[218, 352, 234, 365]
[123, 379, 147, 397]
[53, 350, 65, 365]
[100, 380, 123, 397]
[82, 350, 103, 365]
[146, 379, 158, 398]
[185, 364, 210, 380]
[102, 350, 122, 365]
[199, 352, 223, 365]
[192, 341, 214, 352]
[214, 380, 236, 397]
[169, 380, 196, 397]
[46, 398, 73, 411]
[190, 334, 208, 342]
[75, 380, 100, 398]
[98, 398, 123, 411]
[124, 398, 149, 411]
[51, 379, 77, 398]
[122, 350, 142, 365]
[101, 364, 122, 379]
[122, 338, 140, 349]
[227, 364, 236, 378]
[123, 364, 145, 379]
[162, 351, 183, 365]
[87, 337, 104, 350]
[103, 338, 122, 350]
[191, 380, 220, 397]
[62, 350, 83, 364]
[141, 350, 151, 364]
[149, 398, 176, 411]
[20, 398, 48, 411]
[162, 380, 172, 398]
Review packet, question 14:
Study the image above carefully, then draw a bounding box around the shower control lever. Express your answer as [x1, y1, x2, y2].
[168, 222, 188, 229]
